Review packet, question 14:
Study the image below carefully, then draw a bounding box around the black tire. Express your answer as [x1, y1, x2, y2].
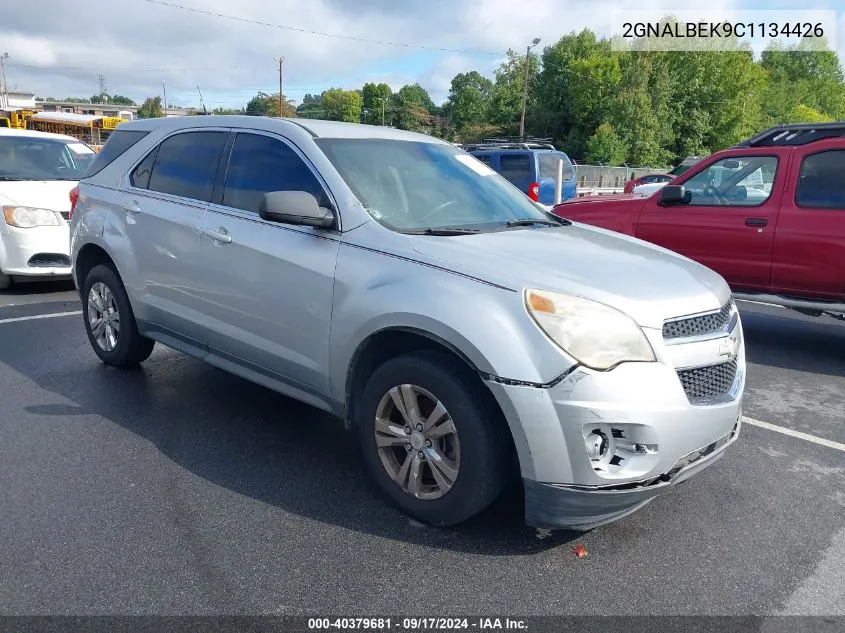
[357, 351, 510, 526]
[0, 270, 11, 291]
[81, 264, 154, 367]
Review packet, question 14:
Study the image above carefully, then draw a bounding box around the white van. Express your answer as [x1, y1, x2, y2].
[0, 128, 95, 289]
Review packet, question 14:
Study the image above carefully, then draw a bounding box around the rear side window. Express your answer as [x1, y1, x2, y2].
[538, 152, 575, 181]
[130, 146, 158, 189]
[796, 150, 845, 209]
[83, 129, 148, 178]
[498, 154, 532, 184]
[221, 133, 326, 213]
[147, 131, 227, 202]
[475, 154, 492, 165]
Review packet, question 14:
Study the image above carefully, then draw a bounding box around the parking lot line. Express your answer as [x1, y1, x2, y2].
[743, 416, 845, 453]
[0, 310, 83, 325]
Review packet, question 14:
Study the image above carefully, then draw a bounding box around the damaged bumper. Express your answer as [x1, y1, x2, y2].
[524, 418, 740, 530]
[485, 329, 745, 529]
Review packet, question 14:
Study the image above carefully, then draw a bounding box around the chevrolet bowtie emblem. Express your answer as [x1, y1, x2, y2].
[718, 335, 739, 360]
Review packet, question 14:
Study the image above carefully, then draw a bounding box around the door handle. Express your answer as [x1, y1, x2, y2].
[745, 218, 767, 227]
[121, 200, 141, 214]
[203, 226, 232, 244]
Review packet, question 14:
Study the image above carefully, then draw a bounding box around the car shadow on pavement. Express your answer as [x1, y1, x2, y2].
[740, 309, 845, 377]
[13, 348, 582, 555]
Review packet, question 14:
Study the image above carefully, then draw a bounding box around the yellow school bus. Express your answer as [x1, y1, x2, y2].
[27, 112, 127, 147]
[0, 108, 35, 129]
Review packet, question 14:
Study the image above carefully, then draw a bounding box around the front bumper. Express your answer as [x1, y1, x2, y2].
[0, 224, 72, 278]
[524, 417, 740, 530]
[486, 323, 745, 530]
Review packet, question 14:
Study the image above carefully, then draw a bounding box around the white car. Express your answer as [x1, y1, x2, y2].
[632, 181, 667, 196]
[0, 128, 95, 289]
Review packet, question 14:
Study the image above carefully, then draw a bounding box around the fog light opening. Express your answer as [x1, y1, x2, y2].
[585, 430, 609, 461]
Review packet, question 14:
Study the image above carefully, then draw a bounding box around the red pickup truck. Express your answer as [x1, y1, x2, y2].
[554, 123, 845, 320]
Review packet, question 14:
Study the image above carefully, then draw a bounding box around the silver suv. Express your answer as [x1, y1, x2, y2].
[70, 116, 745, 530]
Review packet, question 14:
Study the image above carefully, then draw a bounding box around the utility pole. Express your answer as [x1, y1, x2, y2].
[520, 38, 540, 140]
[379, 96, 387, 126]
[0, 53, 9, 109]
[277, 56, 285, 117]
[162, 80, 168, 116]
[98, 73, 106, 101]
[196, 84, 207, 115]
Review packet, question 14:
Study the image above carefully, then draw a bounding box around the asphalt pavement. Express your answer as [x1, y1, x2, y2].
[0, 281, 843, 617]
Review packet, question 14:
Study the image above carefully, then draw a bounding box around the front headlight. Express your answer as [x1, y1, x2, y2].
[525, 288, 655, 371]
[2, 206, 61, 228]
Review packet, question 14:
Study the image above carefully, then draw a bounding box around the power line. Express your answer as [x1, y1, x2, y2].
[143, 0, 503, 55]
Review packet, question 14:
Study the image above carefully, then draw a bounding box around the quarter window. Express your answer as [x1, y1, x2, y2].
[682, 156, 778, 207]
[498, 154, 532, 185]
[796, 150, 845, 209]
[146, 131, 227, 202]
[222, 133, 327, 213]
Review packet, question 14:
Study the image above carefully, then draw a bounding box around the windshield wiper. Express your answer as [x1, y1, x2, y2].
[402, 227, 481, 236]
[505, 218, 564, 228]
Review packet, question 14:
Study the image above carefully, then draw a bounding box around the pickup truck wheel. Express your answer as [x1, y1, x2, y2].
[357, 351, 508, 526]
[81, 264, 154, 367]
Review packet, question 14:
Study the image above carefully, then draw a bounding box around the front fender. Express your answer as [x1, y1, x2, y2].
[329, 242, 576, 404]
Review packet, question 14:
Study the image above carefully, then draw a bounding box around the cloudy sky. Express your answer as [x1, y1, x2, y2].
[2, 0, 844, 109]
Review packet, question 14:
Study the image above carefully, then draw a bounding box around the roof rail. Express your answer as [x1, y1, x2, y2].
[460, 137, 557, 151]
[736, 122, 845, 147]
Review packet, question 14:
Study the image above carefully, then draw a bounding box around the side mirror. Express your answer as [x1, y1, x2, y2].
[658, 185, 691, 206]
[259, 191, 334, 228]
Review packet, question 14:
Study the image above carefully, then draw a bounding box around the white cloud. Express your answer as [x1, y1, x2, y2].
[1, 0, 841, 108]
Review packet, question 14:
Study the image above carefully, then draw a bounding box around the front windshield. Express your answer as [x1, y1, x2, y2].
[0, 136, 95, 181]
[315, 138, 555, 232]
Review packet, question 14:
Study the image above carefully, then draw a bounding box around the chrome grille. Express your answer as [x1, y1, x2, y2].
[677, 360, 737, 403]
[663, 300, 734, 340]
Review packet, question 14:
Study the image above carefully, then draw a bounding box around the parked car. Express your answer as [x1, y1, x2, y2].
[71, 116, 744, 530]
[554, 123, 845, 320]
[631, 156, 706, 196]
[0, 128, 95, 289]
[624, 173, 673, 194]
[461, 139, 577, 207]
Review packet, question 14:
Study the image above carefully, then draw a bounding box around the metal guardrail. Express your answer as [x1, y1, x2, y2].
[574, 164, 669, 195]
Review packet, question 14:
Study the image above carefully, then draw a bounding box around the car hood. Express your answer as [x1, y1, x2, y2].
[0, 180, 77, 212]
[409, 224, 731, 329]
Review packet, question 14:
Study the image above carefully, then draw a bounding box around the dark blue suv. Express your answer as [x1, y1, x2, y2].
[461, 139, 577, 207]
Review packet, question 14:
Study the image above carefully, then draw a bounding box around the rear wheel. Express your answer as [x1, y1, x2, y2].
[0, 270, 11, 291]
[81, 264, 154, 366]
[357, 351, 509, 526]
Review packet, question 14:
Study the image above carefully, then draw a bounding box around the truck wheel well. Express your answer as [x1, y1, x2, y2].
[345, 328, 507, 435]
[75, 244, 116, 289]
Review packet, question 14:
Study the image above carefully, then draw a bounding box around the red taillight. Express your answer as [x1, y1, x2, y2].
[528, 182, 540, 201]
[69, 186, 80, 220]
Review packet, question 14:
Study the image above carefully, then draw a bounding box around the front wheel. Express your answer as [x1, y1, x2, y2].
[357, 351, 510, 526]
[81, 264, 154, 366]
[0, 270, 11, 291]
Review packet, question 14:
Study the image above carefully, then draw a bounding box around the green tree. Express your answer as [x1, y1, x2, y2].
[585, 122, 628, 164]
[361, 83, 392, 125]
[321, 88, 362, 122]
[444, 71, 493, 132]
[136, 96, 163, 119]
[296, 93, 324, 119]
[109, 95, 136, 106]
[787, 104, 832, 123]
[489, 48, 539, 133]
[391, 84, 436, 131]
[245, 92, 296, 117]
